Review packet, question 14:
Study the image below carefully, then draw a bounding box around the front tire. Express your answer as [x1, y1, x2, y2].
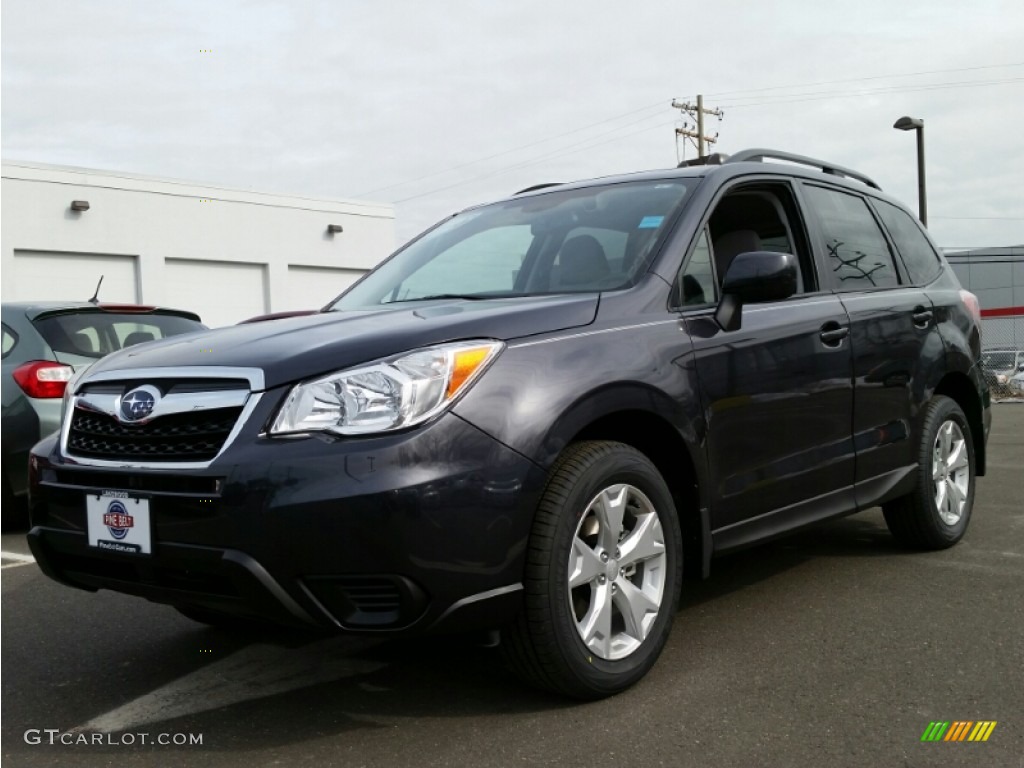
[502, 441, 683, 699]
[883, 395, 976, 550]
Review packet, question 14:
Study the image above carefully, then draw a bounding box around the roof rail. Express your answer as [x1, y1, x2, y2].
[726, 148, 881, 190]
[677, 153, 730, 168]
[514, 182, 563, 195]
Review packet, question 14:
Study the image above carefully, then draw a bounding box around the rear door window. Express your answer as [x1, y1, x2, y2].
[803, 185, 900, 291]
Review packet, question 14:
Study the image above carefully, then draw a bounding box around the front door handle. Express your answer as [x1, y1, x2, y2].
[820, 322, 849, 346]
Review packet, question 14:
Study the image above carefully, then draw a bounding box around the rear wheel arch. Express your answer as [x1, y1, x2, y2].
[883, 394, 976, 549]
[933, 371, 986, 476]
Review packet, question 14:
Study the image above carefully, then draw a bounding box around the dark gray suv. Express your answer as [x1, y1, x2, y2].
[28, 150, 990, 698]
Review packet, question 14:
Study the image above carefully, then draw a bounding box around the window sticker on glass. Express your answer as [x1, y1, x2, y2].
[638, 215, 664, 229]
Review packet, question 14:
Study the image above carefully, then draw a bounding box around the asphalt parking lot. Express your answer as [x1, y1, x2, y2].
[2, 405, 1022, 768]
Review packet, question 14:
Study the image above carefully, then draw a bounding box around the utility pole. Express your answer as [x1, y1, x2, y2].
[672, 94, 724, 158]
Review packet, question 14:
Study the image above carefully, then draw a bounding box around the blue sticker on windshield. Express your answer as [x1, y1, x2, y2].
[638, 215, 664, 229]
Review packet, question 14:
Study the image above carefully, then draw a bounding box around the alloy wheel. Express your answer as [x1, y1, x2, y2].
[932, 419, 970, 525]
[566, 483, 667, 660]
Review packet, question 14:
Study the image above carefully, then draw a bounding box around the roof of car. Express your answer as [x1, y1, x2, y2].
[506, 148, 889, 204]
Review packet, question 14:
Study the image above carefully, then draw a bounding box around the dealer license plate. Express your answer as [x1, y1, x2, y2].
[86, 491, 152, 555]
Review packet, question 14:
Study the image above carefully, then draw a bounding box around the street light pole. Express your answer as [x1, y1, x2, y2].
[893, 116, 927, 227]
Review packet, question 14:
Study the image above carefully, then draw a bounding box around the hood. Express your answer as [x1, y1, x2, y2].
[83, 294, 599, 390]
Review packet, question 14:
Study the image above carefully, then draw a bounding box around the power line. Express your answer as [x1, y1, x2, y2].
[931, 216, 1024, 221]
[393, 118, 677, 204]
[384, 67, 1024, 206]
[718, 76, 1024, 108]
[703, 61, 1024, 100]
[941, 246, 1024, 250]
[357, 99, 669, 197]
[371, 62, 1024, 202]
[719, 75, 1024, 105]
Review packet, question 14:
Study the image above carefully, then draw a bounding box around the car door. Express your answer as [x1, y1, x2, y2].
[801, 184, 945, 503]
[675, 181, 856, 548]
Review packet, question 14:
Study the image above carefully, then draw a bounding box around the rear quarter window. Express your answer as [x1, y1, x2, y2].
[1, 323, 18, 359]
[872, 199, 942, 284]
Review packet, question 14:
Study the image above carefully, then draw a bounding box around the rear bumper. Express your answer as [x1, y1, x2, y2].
[28, 411, 544, 634]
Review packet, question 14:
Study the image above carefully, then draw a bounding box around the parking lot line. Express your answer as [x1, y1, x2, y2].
[1, 548, 36, 569]
[72, 637, 386, 734]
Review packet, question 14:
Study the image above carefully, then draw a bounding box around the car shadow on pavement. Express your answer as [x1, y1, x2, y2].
[51, 515, 910, 750]
[62, 629, 572, 753]
[3, 510, 926, 754]
[679, 511, 902, 611]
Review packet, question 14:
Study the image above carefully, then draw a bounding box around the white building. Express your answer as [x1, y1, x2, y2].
[1, 161, 395, 327]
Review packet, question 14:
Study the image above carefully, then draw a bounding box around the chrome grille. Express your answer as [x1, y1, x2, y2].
[61, 367, 263, 468]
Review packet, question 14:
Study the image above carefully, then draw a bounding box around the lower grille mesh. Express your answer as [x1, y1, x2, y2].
[68, 407, 242, 462]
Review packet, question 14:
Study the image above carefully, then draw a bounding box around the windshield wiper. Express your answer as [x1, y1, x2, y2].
[385, 294, 492, 303]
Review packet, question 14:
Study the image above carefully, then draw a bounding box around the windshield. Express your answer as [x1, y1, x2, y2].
[330, 179, 694, 309]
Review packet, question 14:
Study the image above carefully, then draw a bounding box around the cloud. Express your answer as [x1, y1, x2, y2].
[3, 0, 1022, 246]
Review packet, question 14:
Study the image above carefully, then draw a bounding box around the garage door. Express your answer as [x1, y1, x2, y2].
[286, 266, 365, 310]
[163, 259, 267, 328]
[6, 250, 138, 303]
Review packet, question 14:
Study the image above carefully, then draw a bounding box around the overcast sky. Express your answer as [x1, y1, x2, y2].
[3, 0, 1022, 248]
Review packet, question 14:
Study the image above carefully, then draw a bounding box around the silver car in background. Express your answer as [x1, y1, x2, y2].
[1, 302, 204, 525]
[981, 347, 1024, 396]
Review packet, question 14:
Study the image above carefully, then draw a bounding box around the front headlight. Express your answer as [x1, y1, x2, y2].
[996, 373, 1008, 385]
[270, 340, 503, 436]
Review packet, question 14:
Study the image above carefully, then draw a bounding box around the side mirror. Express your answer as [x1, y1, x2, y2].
[715, 251, 798, 332]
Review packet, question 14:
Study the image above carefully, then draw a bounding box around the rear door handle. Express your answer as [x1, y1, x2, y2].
[912, 306, 933, 328]
[819, 322, 849, 346]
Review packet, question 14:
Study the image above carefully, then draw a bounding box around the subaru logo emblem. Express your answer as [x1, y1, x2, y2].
[119, 385, 160, 422]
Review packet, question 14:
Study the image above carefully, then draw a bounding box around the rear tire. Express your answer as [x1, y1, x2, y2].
[883, 395, 975, 550]
[502, 441, 683, 699]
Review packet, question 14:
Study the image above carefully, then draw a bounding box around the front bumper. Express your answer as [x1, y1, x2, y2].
[28, 409, 544, 634]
